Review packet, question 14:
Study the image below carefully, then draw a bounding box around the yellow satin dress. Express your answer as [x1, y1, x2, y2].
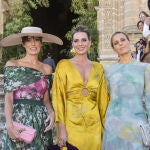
[52, 59, 109, 150]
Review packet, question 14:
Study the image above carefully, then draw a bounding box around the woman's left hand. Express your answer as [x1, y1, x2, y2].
[44, 111, 55, 132]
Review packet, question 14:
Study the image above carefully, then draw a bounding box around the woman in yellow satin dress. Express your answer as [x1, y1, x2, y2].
[52, 25, 109, 150]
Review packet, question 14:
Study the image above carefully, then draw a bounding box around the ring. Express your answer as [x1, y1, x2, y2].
[63, 141, 66, 146]
[59, 141, 66, 146]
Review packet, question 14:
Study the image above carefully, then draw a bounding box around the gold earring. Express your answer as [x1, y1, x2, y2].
[70, 48, 76, 56]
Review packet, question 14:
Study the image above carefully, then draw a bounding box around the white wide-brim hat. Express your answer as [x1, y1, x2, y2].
[0, 26, 63, 47]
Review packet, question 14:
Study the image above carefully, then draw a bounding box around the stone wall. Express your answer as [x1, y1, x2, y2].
[0, 75, 5, 148]
[97, 0, 149, 65]
[0, 0, 3, 34]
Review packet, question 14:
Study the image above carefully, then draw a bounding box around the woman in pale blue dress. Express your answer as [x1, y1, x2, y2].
[102, 31, 150, 150]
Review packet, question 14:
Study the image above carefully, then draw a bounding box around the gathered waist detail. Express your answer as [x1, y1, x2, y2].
[67, 88, 97, 101]
[14, 99, 44, 106]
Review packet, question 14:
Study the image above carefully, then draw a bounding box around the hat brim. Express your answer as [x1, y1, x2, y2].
[0, 33, 63, 47]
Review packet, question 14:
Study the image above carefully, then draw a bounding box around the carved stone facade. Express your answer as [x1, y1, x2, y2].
[0, 0, 3, 62]
[96, 0, 149, 65]
[0, 1, 2, 34]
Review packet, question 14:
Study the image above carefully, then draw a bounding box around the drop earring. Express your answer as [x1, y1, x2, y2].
[70, 48, 76, 56]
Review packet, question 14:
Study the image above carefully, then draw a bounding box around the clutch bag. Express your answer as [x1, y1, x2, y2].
[138, 120, 150, 147]
[13, 121, 36, 144]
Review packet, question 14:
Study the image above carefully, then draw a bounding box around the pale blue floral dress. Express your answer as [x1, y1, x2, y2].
[102, 61, 150, 150]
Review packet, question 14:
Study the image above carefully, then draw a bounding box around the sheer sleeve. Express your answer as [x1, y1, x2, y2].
[144, 65, 150, 119]
[52, 60, 67, 125]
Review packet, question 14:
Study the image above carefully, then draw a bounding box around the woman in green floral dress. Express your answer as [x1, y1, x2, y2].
[0, 26, 63, 150]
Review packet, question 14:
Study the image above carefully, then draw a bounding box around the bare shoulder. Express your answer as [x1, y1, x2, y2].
[42, 63, 52, 75]
[5, 60, 19, 66]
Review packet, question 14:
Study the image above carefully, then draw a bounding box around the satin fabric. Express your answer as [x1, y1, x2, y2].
[52, 59, 109, 150]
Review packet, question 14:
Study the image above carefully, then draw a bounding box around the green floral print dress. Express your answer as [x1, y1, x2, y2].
[2, 66, 52, 150]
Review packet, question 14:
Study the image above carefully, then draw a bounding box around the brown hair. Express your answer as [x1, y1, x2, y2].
[139, 11, 149, 18]
[110, 31, 129, 48]
[71, 25, 91, 41]
[137, 20, 144, 29]
[22, 36, 42, 44]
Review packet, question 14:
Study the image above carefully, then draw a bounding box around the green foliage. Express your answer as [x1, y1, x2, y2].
[2, 0, 50, 65]
[2, 46, 25, 62]
[65, 0, 99, 61]
[27, 0, 49, 8]
[4, 0, 49, 36]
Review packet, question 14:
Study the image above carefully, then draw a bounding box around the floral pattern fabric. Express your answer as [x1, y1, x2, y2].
[14, 77, 48, 100]
[102, 61, 150, 150]
[2, 66, 52, 150]
[4, 66, 50, 94]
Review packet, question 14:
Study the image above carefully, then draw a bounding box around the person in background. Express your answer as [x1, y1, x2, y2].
[139, 11, 149, 23]
[0, 26, 63, 150]
[131, 50, 137, 60]
[148, 0, 150, 10]
[52, 25, 109, 150]
[141, 35, 150, 63]
[134, 38, 146, 61]
[139, 11, 150, 38]
[102, 31, 150, 150]
[43, 52, 56, 73]
[137, 20, 144, 32]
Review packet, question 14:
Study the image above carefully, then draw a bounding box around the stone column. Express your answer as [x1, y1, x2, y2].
[96, 0, 122, 65]
[123, 0, 148, 51]
[0, 0, 4, 71]
[97, 0, 148, 65]
[0, 0, 3, 35]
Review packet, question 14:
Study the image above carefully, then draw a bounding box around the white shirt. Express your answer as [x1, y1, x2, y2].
[136, 50, 141, 61]
[143, 23, 150, 38]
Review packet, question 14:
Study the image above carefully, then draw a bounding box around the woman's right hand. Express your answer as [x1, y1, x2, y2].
[6, 123, 24, 142]
[57, 122, 68, 147]
[5, 92, 21, 141]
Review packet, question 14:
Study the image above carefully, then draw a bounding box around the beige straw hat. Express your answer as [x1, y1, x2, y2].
[0, 26, 63, 47]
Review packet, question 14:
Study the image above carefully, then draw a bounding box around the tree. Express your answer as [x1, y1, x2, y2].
[65, 0, 99, 61]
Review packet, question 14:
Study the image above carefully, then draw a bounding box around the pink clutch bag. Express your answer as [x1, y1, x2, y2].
[13, 121, 36, 144]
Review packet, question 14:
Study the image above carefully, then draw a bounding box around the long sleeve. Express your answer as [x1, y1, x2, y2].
[52, 61, 67, 125]
[97, 67, 110, 130]
[143, 23, 150, 38]
[144, 65, 150, 119]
